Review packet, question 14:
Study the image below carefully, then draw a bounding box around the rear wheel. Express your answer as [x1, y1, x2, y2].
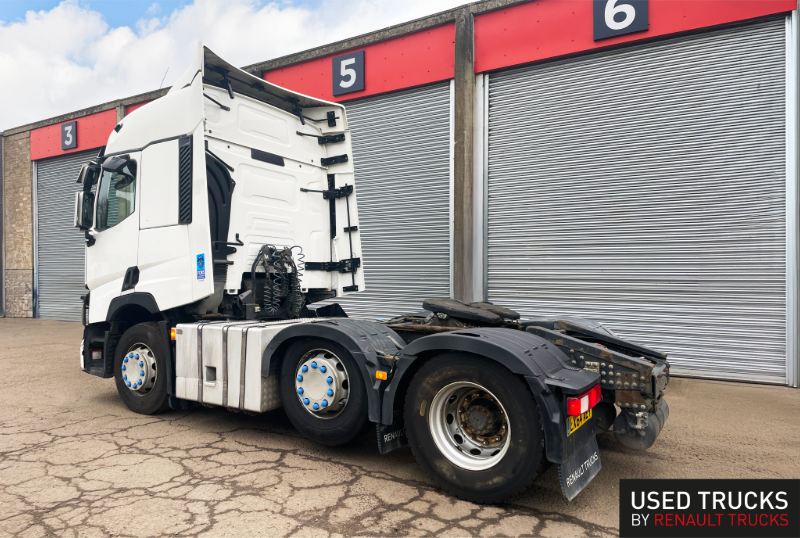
[114, 322, 170, 415]
[404, 353, 544, 503]
[279, 338, 368, 446]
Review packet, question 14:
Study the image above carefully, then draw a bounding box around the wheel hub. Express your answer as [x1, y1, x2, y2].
[429, 382, 511, 471]
[465, 405, 493, 433]
[121, 344, 157, 395]
[459, 393, 508, 447]
[294, 350, 349, 419]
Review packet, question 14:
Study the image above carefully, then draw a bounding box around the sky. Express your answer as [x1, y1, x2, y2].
[0, 0, 469, 131]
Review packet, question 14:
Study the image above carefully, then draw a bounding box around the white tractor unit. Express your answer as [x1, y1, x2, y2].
[75, 44, 670, 503]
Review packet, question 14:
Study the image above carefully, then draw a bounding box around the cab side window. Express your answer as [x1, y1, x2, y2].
[96, 161, 137, 231]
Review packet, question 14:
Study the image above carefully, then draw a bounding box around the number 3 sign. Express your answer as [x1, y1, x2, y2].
[61, 120, 78, 150]
[332, 50, 365, 96]
[593, 0, 648, 41]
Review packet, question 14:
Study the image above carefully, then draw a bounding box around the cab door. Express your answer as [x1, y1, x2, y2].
[86, 153, 141, 324]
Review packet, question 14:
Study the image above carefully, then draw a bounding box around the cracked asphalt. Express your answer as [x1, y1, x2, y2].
[1, 319, 798, 538]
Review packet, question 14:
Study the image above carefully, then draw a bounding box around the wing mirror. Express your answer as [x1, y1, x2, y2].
[74, 191, 95, 230]
[76, 162, 101, 186]
[74, 162, 100, 231]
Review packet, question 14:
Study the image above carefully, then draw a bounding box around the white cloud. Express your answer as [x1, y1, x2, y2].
[0, 0, 468, 131]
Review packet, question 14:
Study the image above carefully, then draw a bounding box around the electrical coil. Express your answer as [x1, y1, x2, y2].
[249, 244, 305, 319]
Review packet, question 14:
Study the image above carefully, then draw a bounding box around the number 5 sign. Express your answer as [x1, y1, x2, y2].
[332, 50, 365, 96]
[593, 0, 648, 41]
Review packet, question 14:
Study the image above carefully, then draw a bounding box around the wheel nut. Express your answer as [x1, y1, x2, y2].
[327, 389, 333, 396]
[128, 353, 134, 358]
[137, 379, 142, 385]
[297, 388, 304, 395]
[312, 403, 320, 410]
[140, 370, 144, 376]
[303, 398, 310, 405]
[301, 365, 308, 373]
[326, 377, 333, 385]
[121, 365, 126, 371]
[139, 361, 143, 367]
[311, 362, 318, 369]
[297, 375, 303, 382]
[124, 357, 128, 363]
[320, 366, 327, 373]
[126, 381, 131, 387]
[322, 400, 328, 407]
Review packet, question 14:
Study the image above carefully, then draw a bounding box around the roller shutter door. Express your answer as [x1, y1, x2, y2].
[328, 82, 452, 319]
[36, 150, 97, 321]
[486, 20, 787, 383]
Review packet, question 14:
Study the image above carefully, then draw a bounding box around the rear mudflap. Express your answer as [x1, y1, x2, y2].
[558, 412, 602, 501]
[527, 374, 603, 501]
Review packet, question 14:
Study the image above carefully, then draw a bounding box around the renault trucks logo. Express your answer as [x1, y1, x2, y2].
[332, 50, 365, 97]
[619, 479, 800, 537]
[594, 0, 648, 41]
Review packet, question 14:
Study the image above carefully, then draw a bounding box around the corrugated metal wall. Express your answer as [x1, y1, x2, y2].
[36, 150, 97, 321]
[325, 82, 452, 319]
[486, 19, 787, 383]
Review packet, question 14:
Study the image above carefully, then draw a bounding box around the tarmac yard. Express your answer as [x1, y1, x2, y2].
[0, 318, 798, 538]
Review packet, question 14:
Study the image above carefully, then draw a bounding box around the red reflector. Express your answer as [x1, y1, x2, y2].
[566, 384, 602, 416]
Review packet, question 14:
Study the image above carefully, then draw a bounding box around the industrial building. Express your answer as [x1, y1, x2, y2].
[2, 0, 798, 386]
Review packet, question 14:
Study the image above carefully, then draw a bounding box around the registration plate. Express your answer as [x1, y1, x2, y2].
[567, 408, 592, 437]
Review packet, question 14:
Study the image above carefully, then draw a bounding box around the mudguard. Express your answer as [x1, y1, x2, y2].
[381, 328, 601, 499]
[261, 319, 405, 422]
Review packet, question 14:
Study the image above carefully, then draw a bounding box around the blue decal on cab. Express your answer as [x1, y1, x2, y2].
[197, 254, 206, 281]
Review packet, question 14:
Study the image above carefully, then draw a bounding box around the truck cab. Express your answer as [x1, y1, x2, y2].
[75, 44, 363, 330]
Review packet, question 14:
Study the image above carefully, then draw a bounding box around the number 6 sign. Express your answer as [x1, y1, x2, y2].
[593, 0, 648, 41]
[332, 50, 365, 96]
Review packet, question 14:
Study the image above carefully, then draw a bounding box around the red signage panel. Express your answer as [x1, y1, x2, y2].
[262, 23, 455, 102]
[474, 0, 797, 74]
[30, 109, 117, 161]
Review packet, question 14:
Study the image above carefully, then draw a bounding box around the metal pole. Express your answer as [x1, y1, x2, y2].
[786, 12, 800, 387]
[453, 8, 475, 302]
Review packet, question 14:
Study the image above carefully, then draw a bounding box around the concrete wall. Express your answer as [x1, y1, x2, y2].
[2, 132, 33, 317]
[0, 133, 4, 315]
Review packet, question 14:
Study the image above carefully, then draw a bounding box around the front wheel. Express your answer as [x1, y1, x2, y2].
[114, 322, 170, 415]
[404, 353, 544, 504]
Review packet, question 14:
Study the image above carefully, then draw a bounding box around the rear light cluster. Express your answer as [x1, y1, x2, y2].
[566, 384, 602, 416]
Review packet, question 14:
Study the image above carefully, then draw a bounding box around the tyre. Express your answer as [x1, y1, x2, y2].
[114, 322, 170, 415]
[279, 338, 368, 446]
[404, 353, 544, 503]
